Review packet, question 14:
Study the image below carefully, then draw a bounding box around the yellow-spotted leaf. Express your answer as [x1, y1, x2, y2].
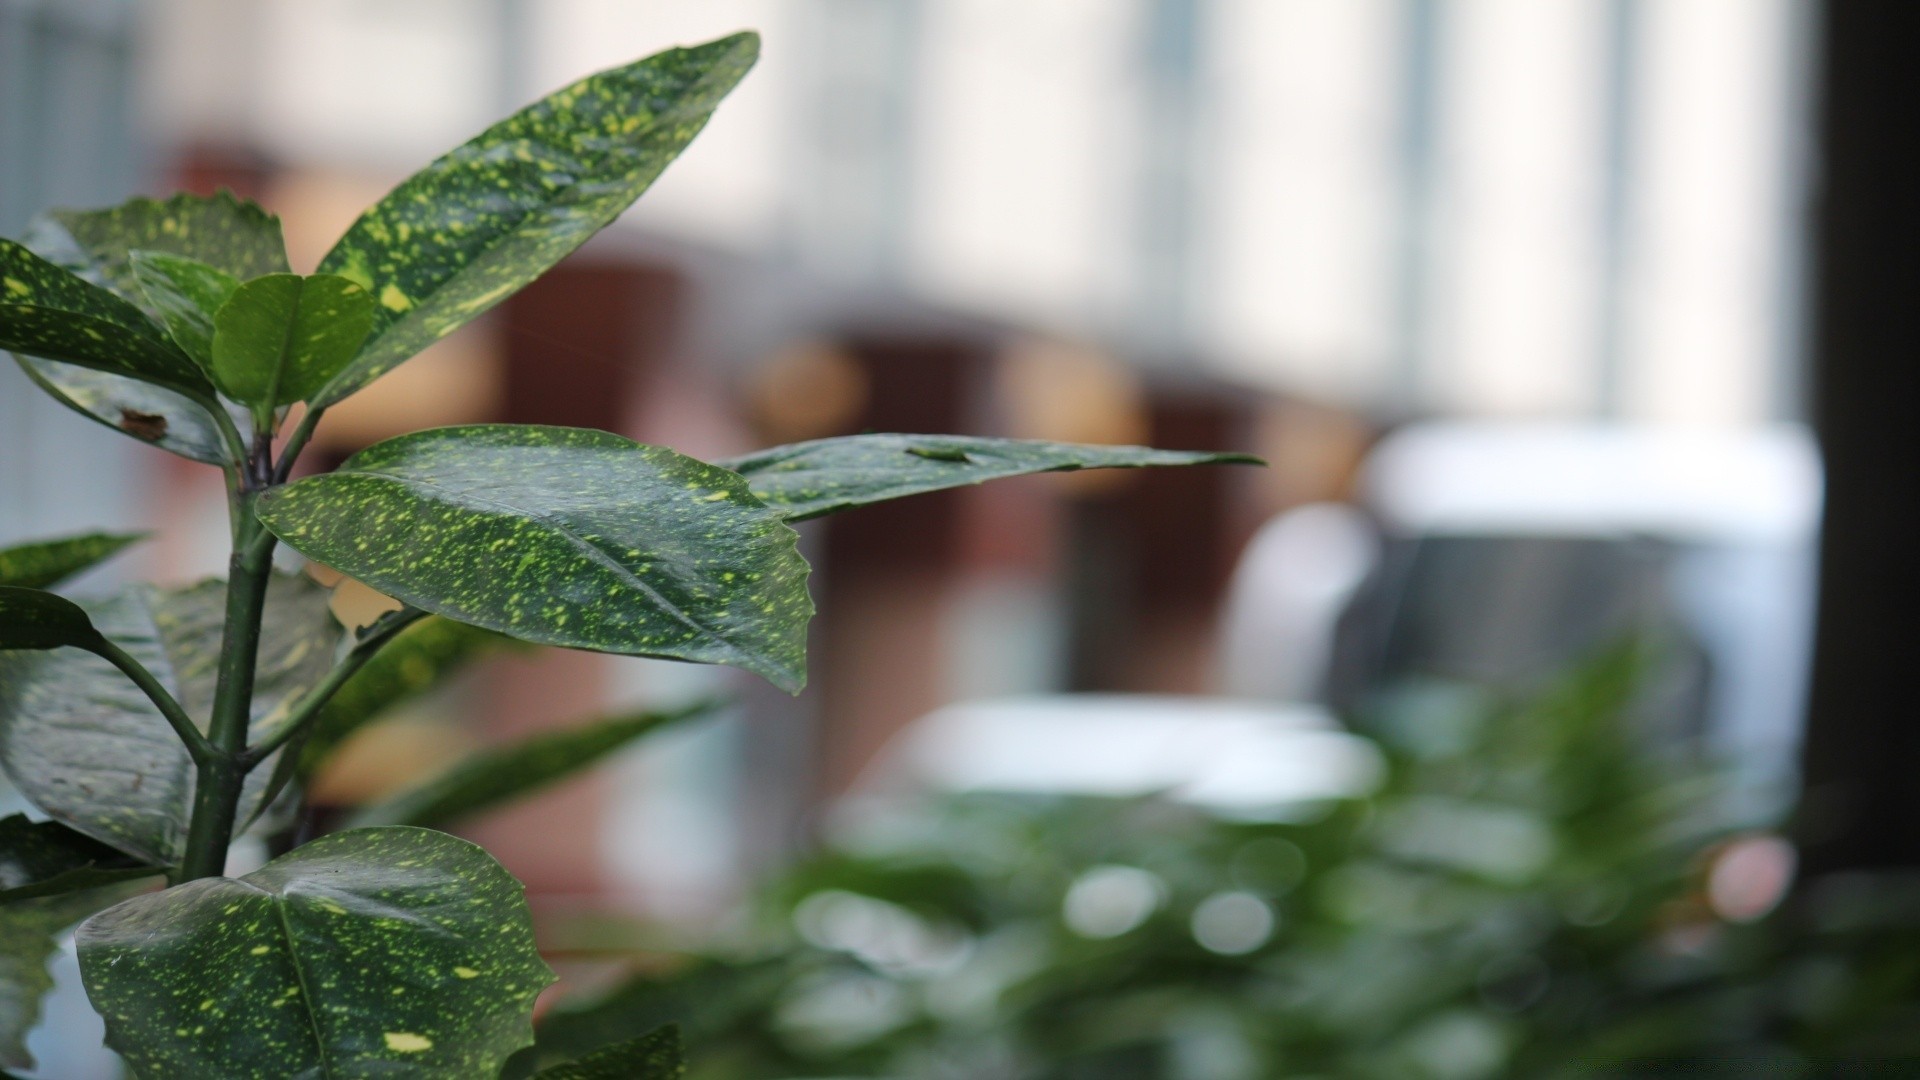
[210, 273, 374, 412]
[130, 250, 239, 371]
[255, 425, 813, 692]
[720, 433, 1265, 521]
[310, 32, 758, 407]
[0, 588, 102, 652]
[0, 530, 144, 589]
[13, 355, 233, 464]
[532, 1026, 683, 1079]
[75, 827, 554, 1079]
[0, 239, 206, 396]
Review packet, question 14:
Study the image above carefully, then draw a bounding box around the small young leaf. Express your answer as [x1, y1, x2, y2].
[348, 699, 719, 830]
[210, 272, 375, 411]
[129, 250, 239, 370]
[75, 827, 555, 1079]
[0, 815, 155, 903]
[720, 433, 1266, 521]
[311, 32, 759, 407]
[255, 424, 813, 692]
[0, 239, 207, 395]
[532, 1025, 683, 1080]
[0, 882, 149, 1071]
[0, 531, 144, 590]
[0, 574, 340, 864]
[0, 587, 101, 651]
[13, 355, 233, 463]
[23, 190, 289, 310]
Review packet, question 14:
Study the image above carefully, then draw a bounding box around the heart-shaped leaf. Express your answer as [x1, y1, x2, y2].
[720, 434, 1265, 521]
[130, 250, 239, 371]
[0, 588, 101, 651]
[0, 815, 154, 903]
[0, 531, 145, 590]
[76, 827, 554, 1079]
[348, 700, 717, 830]
[12, 355, 232, 464]
[23, 190, 289, 309]
[0, 240, 206, 395]
[311, 32, 758, 407]
[256, 424, 812, 691]
[209, 272, 375, 413]
[1, 881, 150, 1071]
[0, 574, 340, 864]
[532, 1026, 683, 1079]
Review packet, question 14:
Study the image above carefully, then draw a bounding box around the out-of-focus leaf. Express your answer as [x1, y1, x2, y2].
[0, 240, 205, 395]
[210, 272, 374, 410]
[256, 424, 813, 692]
[0, 880, 148, 1072]
[76, 827, 553, 1078]
[23, 191, 288, 308]
[311, 33, 758, 406]
[347, 699, 719, 829]
[129, 250, 238, 370]
[0, 531, 145, 590]
[0, 588, 101, 651]
[720, 433, 1264, 521]
[13, 356, 231, 464]
[0, 574, 339, 863]
[531, 1025, 682, 1079]
[0, 815, 155, 903]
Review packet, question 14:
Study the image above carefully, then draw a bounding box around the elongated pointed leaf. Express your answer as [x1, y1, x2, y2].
[300, 617, 512, 779]
[13, 355, 232, 464]
[210, 272, 374, 410]
[533, 1026, 682, 1080]
[24, 191, 289, 311]
[0, 531, 144, 590]
[0, 815, 153, 903]
[311, 32, 759, 407]
[0, 574, 339, 864]
[349, 700, 718, 830]
[256, 424, 813, 691]
[0, 588, 100, 652]
[1, 881, 148, 1071]
[0, 240, 206, 395]
[130, 250, 238, 370]
[720, 434, 1265, 521]
[76, 827, 554, 1079]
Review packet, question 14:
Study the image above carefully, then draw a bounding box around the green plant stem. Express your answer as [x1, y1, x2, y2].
[176, 503, 277, 884]
[85, 636, 214, 765]
[274, 406, 324, 484]
[241, 606, 426, 767]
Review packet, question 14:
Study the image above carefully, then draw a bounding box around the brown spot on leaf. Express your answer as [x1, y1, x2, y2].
[118, 409, 168, 440]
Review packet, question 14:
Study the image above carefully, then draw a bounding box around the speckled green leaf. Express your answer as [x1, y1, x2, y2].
[211, 273, 375, 412]
[12, 355, 231, 464]
[0, 574, 340, 864]
[0, 815, 154, 904]
[0, 239, 206, 395]
[130, 250, 239, 371]
[311, 32, 758, 407]
[23, 191, 289, 310]
[299, 617, 512, 781]
[349, 700, 717, 830]
[532, 1025, 682, 1080]
[76, 827, 554, 1079]
[1, 880, 149, 1071]
[0, 531, 145, 590]
[0, 588, 101, 652]
[720, 434, 1265, 521]
[256, 424, 813, 692]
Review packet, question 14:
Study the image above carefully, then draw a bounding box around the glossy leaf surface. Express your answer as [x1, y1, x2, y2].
[76, 827, 553, 1079]
[13, 356, 231, 464]
[211, 272, 374, 409]
[0, 532, 145, 591]
[24, 191, 289, 309]
[0, 239, 204, 394]
[720, 434, 1264, 521]
[533, 1026, 682, 1080]
[349, 700, 717, 829]
[257, 425, 812, 692]
[0, 815, 153, 903]
[0, 574, 339, 863]
[130, 250, 238, 370]
[311, 32, 758, 406]
[299, 617, 510, 779]
[0, 588, 100, 651]
[1, 882, 147, 1071]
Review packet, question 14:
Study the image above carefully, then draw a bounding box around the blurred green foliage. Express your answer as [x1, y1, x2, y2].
[524, 648, 1920, 1078]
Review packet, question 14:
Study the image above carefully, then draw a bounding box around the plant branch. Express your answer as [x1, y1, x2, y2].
[85, 635, 215, 766]
[274, 405, 325, 484]
[242, 606, 427, 767]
